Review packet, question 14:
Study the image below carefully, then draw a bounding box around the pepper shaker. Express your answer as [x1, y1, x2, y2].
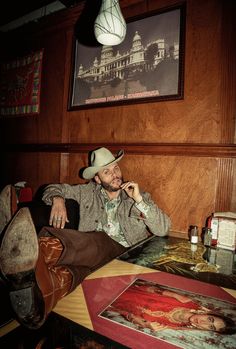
[203, 228, 212, 247]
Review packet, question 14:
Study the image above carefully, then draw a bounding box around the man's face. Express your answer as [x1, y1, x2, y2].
[94, 163, 123, 192]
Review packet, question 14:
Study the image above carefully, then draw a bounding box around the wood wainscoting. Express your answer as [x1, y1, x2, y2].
[2, 142, 236, 238]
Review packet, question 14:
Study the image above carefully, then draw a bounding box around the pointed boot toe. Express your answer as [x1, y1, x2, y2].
[0, 207, 45, 329]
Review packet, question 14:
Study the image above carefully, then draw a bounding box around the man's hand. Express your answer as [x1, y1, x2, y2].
[120, 181, 143, 203]
[49, 196, 69, 229]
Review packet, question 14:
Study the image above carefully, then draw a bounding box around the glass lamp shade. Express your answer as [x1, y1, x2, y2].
[94, 0, 127, 46]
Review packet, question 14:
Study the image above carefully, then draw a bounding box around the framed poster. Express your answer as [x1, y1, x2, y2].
[69, 5, 185, 109]
[0, 50, 43, 117]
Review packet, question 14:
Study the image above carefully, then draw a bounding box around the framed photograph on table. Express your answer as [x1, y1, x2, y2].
[99, 278, 236, 348]
[81, 272, 236, 349]
[68, 4, 185, 110]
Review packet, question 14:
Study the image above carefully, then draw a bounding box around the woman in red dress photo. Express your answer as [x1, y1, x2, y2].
[104, 279, 236, 334]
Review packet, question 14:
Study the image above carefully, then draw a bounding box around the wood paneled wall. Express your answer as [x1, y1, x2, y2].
[0, 0, 235, 237]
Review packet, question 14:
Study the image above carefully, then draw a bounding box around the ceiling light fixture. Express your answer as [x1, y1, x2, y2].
[94, 0, 126, 46]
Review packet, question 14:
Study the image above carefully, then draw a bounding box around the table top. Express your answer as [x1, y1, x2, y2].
[118, 236, 236, 289]
[55, 258, 156, 330]
[2, 235, 236, 348]
[54, 258, 236, 349]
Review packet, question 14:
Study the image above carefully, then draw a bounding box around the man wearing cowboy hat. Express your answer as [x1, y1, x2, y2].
[0, 147, 170, 329]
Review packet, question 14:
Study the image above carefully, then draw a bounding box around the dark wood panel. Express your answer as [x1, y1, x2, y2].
[0, 152, 61, 194]
[3, 143, 236, 157]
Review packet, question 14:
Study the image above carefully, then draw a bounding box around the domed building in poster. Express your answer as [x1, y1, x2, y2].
[77, 31, 178, 84]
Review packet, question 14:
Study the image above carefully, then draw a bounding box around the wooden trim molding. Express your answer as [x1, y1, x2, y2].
[3, 143, 236, 158]
[215, 158, 234, 211]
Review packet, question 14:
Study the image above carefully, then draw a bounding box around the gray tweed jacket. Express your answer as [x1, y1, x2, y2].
[42, 181, 171, 246]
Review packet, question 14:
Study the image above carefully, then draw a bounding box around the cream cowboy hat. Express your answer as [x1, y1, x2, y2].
[82, 147, 124, 180]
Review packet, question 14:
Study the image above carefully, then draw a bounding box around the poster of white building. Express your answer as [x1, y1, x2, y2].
[69, 5, 185, 109]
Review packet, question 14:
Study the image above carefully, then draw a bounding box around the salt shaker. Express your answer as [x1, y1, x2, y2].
[190, 225, 199, 244]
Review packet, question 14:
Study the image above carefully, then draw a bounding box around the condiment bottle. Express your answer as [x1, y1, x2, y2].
[190, 225, 199, 244]
[203, 228, 212, 247]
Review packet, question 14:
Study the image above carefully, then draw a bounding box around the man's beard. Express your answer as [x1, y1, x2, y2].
[100, 177, 123, 192]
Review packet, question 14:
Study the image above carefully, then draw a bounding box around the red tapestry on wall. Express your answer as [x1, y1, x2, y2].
[0, 49, 43, 116]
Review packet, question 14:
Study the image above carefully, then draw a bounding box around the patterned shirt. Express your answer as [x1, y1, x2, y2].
[96, 188, 150, 247]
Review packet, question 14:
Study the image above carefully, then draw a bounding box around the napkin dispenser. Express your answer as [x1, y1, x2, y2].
[208, 212, 236, 251]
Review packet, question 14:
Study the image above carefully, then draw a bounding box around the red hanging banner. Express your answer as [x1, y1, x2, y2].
[0, 49, 43, 116]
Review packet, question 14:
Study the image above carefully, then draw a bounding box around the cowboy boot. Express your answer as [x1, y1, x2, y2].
[0, 207, 72, 329]
[0, 185, 18, 328]
[0, 184, 18, 234]
[36, 236, 73, 323]
[0, 207, 44, 328]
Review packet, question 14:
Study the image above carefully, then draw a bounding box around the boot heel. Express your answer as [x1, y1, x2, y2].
[10, 287, 35, 317]
[9, 283, 45, 329]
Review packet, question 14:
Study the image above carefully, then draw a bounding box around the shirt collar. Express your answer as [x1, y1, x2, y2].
[100, 187, 121, 203]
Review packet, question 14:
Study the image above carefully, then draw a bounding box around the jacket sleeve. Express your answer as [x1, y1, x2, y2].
[42, 183, 82, 205]
[131, 191, 171, 237]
